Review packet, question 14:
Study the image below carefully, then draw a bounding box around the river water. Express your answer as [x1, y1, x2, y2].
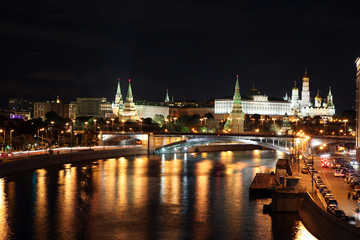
[0, 150, 316, 240]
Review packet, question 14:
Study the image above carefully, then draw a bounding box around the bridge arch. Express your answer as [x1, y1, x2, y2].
[154, 136, 291, 154]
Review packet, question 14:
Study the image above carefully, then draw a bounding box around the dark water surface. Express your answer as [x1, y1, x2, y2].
[0, 150, 316, 240]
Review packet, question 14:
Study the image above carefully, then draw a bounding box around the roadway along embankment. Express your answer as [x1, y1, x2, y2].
[299, 191, 360, 240]
[0, 148, 148, 177]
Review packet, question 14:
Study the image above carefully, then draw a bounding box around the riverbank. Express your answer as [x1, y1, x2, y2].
[0, 147, 147, 177]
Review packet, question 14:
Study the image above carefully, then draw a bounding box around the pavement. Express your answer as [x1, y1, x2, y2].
[296, 154, 360, 222]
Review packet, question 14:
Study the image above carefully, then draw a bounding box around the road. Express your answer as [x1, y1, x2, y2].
[299, 154, 360, 221]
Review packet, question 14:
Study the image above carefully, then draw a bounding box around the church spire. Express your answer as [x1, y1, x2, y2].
[126, 78, 133, 102]
[328, 86, 332, 96]
[304, 68, 308, 78]
[165, 89, 170, 102]
[232, 74, 242, 110]
[116, 77, 121, 95]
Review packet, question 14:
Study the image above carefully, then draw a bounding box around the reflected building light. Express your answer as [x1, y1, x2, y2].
[294, 221, 317, 240]
[58, 166, 77, 240]
[0, 178, 9, 239]
[34, 169, 48, 240]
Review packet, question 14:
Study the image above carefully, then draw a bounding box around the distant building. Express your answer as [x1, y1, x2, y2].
[9, 98, 33, 112]
[69, 98, 112, 119]
[215, 84, 291, 117]
[135, 101, 169, 119]
[355, 58, 360, 161]
[289, 69, 335, 118]
[34, 97, 69, 120]
[110, 78, 169, 121]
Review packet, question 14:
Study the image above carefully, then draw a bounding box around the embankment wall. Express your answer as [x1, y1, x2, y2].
[298, 192, 360, 240]
[0, 148, 147, 177]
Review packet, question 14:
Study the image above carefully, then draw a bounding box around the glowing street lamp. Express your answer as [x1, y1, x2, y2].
[343, 119, 348, 135]
[106, 120, 110, 131]
[165, 118, 169, 132]
[9, 130, 14, 150]
[111, 118, 115, 132]
[138, 119, 143, 132]
[121, 119, 125, 132]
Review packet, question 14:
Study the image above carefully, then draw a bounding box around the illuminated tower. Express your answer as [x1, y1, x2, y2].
[230, 74, 244, 133]
[112, 78, 124, 116]
[291, 81, 300, 109]
[314, 89, 322, 108]
[301, 68, 310, 108]
[121, 79, 139, 120]
[165, 89, 170, 103]
[327, 87, 334, 108]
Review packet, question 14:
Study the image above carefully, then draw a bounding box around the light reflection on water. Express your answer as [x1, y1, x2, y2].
[0, 150, 316, 240]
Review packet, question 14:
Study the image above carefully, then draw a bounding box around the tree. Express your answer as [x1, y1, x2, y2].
[153, 114, 165, 127]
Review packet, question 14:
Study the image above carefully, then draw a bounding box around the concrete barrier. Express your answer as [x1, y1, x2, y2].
[298, 192, 360, 240]
[0, 148, 148, 177]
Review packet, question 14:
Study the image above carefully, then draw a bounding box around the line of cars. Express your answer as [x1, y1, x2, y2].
[0, 151, 14, 162]
[312, 173, 356, 223]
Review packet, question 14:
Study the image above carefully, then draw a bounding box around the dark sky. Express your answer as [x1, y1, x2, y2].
[1, 1, 359, 111]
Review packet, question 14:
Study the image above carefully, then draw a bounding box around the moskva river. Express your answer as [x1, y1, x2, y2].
[0, 150, 316, 240]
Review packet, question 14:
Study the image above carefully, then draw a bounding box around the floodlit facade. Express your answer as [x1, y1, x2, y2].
[289, 69, 335, 118]
[34, 97, 69, 120]
[69, 98, 112, 119]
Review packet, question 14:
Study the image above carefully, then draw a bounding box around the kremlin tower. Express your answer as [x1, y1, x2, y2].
[230, 74, 244, 133]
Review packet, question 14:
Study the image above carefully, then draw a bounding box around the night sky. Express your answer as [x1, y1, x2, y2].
[1, 1, 359, 111]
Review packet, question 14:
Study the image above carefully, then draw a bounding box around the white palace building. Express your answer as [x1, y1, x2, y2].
[215, 69, 335, 118]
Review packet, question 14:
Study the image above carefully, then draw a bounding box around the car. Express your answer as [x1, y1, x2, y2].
[334, 169, 343, 177]
[301, 167, 309, 174]
[317, 183, 326, 189]
[0, 153, 8, 158]
[327, 199, 338, 207]
[327, 204, 338, 213]
[333, 209, 346, 220]
[324, 193, 334, 200]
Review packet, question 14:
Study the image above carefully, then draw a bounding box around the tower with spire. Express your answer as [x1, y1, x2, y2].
[120, 79, 139, 121]
[314, 89, 322, 108]
[112, 78, 124, 116]
[164, 89, 170, 103]
[301, 68, 310, 108]
[230, 74, 244, 133]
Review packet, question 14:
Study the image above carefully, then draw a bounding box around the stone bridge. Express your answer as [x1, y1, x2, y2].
[101, 132, 354, 155]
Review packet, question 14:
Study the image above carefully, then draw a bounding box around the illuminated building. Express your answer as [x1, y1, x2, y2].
[119, 79, 139, 121]
[111, 78, 124, 116]
[215, 85, 291, 117]
[355, 57, 360, 160]
[215, 70, 335, 119]
[34, 96, 69, 120]
[69, 98, 112, 119]
[290, 69, 335, 118]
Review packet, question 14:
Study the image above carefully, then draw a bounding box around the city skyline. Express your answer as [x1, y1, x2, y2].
[1, 1, 359, 111]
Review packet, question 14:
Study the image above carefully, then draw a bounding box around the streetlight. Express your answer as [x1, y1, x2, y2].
[9, 130, 14, 150]
[165, 118, 169, 132]
[93, 119, 97, 132]
[111, 118, 115, 132]
[106, 120, 110, 131]
[260, 118, 265, 133]
[138, 119, 143, 132]
[84, 121, 88, 130]
[343, 119, 348, 135]
[0, 129, 5, 152]
[121, 119, 125, 132]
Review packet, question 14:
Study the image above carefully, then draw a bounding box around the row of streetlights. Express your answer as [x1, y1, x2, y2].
[0, 129, 14, 152]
